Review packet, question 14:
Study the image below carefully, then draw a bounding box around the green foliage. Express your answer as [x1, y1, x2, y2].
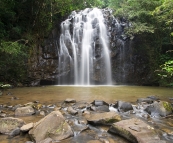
[109, 0, 173, 86]
[110, 0, 161, 35]
[157, 60, 173, 86]
[0, 40, 28, 85]
[0, 0, 172, 87]
[0, 83, 12, 90]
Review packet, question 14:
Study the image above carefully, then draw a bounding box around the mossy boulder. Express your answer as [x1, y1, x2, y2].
[0, 117, 25, 134]
[29, 111, 73, 142]
[145, 101, 173, 117]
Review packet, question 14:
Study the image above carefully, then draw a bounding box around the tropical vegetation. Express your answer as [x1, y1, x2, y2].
[0, 0, 172, 86]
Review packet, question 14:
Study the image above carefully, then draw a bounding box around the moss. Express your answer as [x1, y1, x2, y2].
[55, 122, 66, 134]
[105, 118, 117, 124]
[111, 125, 138, 143]
[162, 101, 173, 112]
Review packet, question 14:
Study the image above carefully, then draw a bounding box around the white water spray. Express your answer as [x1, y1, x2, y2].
[58, 8, 112, 85]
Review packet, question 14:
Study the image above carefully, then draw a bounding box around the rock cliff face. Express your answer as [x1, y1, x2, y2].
[28, 8, 150, 86]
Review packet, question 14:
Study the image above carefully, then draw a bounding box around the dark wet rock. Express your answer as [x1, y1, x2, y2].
[137, 98, 154, 104]
[114, 101, 133, 112]
[85, 112, 121, 125]
[67, 106, 78, 115]
[90, 100, 109, 112]
[29, 111, 73, 142]
[91, 100, 109, 106]
[74, 101, 89, 109]
[0, 117, 25, 134]
[15, 106, 35, 116]
[20, 123, 34, 132]
[8, 127, 20, 137]
[65, 98, 76, 103]
[38, 138, 53, 143]
[147, 95, 160, 101]
[12, 104, 23, 111]
[68, 118, 88, 136]
[95, 105, 110, 112]
[108, 118, 166, 143]
[145, 101, 173, 117]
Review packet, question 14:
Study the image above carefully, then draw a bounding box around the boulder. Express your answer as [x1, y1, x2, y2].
[114, 101, 133, 112]
[29, 111, 73, 142]
[67, 106, 78, 115]
[65, 98, 76, 103]
[0, 117, 25, 134]
[137, 98, 154, 104]
[20, 123, 34, 132]
[145, 101, 173, 117]
[15, 106, 35, 116]
[91, 100, 109, 106]
[108, 118, 166, 143]
[68, 118, 88, 136]
[8, 127, 20, 138]
[95, 105, 110, 112]
[85, 112, 121, 125]
[147, 96, 160, 101]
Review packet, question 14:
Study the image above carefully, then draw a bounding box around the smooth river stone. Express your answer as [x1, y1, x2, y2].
[85, 111, 121, 125]
[108, 118, 166, 143]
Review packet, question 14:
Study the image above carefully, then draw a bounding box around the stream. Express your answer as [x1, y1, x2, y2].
[0, 85, 173, 143]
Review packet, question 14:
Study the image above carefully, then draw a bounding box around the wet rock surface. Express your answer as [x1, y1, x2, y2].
[0, 117, 25, 134]
[108, 118, 166, 143]
[145, 101, 173, 117]
[15, 106, 35, 116]
[29, 111, 73, 142]
[114, 101, 133, 112]
[0, 96, 172, 143]
[85, 112, 121, 125]
[20, 123, 34, 132]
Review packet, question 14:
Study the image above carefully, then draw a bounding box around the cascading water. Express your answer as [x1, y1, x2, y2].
[58, 8, 112, 85]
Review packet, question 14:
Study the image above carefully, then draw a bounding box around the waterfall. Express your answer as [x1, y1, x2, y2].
[58, 8, 112, 85]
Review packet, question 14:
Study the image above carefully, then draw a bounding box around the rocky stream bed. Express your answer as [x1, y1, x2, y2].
[0, 89, 173, 143]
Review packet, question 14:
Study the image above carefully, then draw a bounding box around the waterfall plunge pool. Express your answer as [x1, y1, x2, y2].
[2, 85, 173, 105]
[0, 85, 173, 143]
